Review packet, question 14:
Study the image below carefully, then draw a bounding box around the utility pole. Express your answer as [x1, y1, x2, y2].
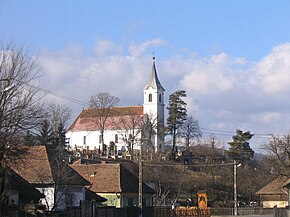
[234, 160, 238, 216]
[138, 141, 143, 217]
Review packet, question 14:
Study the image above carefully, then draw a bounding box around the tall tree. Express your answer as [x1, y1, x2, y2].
[38, 119, 53, 146]
[0, 42, 44, 205]
[180, 116, 202, 149]
[89, 92, 120, 156]
[227, 129, 254, 162]
[114, 107, 143, 159]
[166, 90, 187, 157]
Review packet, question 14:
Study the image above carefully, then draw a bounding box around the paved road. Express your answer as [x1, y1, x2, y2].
[212, 215, 273, 217]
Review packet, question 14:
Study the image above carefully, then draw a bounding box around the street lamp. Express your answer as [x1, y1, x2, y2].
[234, 160, 241, 216]
[138, 140, 143, 217]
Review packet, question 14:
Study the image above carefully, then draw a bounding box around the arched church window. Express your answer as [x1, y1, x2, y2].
[159, 94, 162, 103]
[115, 134, 118, 143]
[149, 93, 152, 102]
[99, 135, 102, 144]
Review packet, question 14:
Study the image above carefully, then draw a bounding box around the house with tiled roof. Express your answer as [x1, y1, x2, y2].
[2, 167, 44, 215]
[11, 145, 105, 211]
[66, 57, 165, 157]
[71, 161, 155, 208]
[256, 176, 288, 208]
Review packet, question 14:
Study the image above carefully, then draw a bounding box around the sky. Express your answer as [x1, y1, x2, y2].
[1, 0, 290, 152]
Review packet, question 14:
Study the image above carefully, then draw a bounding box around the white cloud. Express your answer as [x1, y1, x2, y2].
[37, 40, 290, 152]
[128, 39, 167, 56]
[253, 43, 290, 94]
[179, 53, 236, 96]
[251, 112, 281, 124]
[93, 40, 122, 56]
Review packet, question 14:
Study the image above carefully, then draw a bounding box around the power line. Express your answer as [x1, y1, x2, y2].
[200, 127, 270, 138]
[22, 83, 274, 139]
[25, 83, 90, 107]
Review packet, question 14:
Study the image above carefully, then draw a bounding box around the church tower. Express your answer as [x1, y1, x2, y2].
[143, 56, 165, 153]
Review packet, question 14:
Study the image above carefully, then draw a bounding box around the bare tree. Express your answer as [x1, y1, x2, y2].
[141, 113, 159, 156]
[0, 42, 44, 204]
[264, 134, 290, 177]
[89, 92, 120, 156]
[114, 107, 143, 160]
[179, 116, 202, 149]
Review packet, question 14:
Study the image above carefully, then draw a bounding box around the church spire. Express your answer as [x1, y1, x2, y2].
[144, 55, 165, 91]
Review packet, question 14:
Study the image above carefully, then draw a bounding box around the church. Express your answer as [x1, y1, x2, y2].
[66, 57, 165, 158]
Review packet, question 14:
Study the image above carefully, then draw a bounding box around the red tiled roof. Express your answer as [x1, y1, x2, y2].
[256, 176, 288, 195]
[12, 146, 54, 184]
[71, 163, 154, 194]
[71, 164, 121, 193]
[68, 106, 144, 131]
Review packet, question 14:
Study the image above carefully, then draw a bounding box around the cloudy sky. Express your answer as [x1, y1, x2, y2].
[1, 0, 290, 152]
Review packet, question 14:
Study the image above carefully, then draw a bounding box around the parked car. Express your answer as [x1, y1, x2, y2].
[249, 201, 257, 207]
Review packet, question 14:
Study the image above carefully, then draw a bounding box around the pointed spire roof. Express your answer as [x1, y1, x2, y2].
[144, 56, 165, 91]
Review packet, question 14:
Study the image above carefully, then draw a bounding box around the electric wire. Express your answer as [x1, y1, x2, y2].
[23, 82, 272, 138]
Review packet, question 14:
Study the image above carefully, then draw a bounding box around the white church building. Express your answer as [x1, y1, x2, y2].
[66, 57, 165, 157]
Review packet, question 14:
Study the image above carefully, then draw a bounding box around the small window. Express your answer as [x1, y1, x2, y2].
[148, 93, 152, 102]
[83, 136, 86, 145]
[159, 94, 162, 103]
[99, 135, 102, 144]
[115, 134, 118, 143]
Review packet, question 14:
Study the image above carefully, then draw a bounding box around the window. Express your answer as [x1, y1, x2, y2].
[115, 134, 118, 143]
[83, 136, 86, 145]
[148, 93, 152, 102]
[159, 94, 162, 103]
[99, 135, 102, 144]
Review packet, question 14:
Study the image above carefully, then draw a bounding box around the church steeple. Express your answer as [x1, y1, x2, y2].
[143, 55, 165, 153]
[144, 56, 165, 91]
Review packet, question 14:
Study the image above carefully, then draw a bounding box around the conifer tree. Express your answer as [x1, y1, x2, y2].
[227, 129, 254, 162]
[166, 90, 187, 157]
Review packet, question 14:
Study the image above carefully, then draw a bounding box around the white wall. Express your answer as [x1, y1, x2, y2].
[66, 129, 142, 153]
[263, 200, 288, 208]
[37, 187, 55, 211]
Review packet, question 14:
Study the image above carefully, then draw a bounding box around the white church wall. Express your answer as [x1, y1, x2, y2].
[66, 129, 142, 153]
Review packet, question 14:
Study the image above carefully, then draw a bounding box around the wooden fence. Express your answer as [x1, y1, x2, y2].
[56, 203, 211, 217]
[273, 208, 288, 217]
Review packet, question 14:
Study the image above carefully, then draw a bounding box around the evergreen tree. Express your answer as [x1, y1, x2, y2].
[38, 119, 53, 146]
[166, 90, 187, 157]
[227, 129, 254, 162]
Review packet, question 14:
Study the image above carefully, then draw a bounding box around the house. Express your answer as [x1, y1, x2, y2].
[256, 176, 288, 208]
[71, 160, 155, 208]
[1, 167, 44, 215]
[12, 145, 105, 211]
[177, 149, 193, 165]
[66, 57, 165, 156]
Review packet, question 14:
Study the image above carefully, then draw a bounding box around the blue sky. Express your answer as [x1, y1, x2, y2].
[1, 1, 290, 152]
